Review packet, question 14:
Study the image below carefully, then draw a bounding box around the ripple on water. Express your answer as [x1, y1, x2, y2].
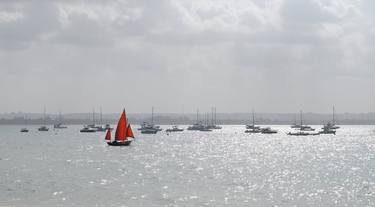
[0, 125, 375, 206]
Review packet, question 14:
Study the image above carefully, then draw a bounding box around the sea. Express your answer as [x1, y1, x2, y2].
[0, 125, 375, 207]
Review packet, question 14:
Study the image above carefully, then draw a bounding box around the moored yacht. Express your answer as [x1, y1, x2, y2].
[261, 127, 278, 134]
[287, 131, 319, 136]
[319, 125, 336, 135]
[53, 112, 68, 129]
[38, 106, 49, 131]
[187, 110, 206, 131]
[187, 122, 205, 131]
[38, 126, 49, 131]
[166, 125, 184, 132]
[245, 110, 261, 133]
[20, 128, 29, 133]
[139, 107, 161, 134]
[206, 107, 222, 130]
[20, 116, 29, 133]
[80, 126, 96, 133]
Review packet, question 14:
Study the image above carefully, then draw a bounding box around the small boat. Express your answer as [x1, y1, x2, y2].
[138, 107, 161, 133]
[327, 106, 340, 129]
[106, 109, 134, 146]
[54, 123, 67, 129]
[38, 106, 49, 131]
[298, 111, 315, 131]
[141, 128, 158, 134]
[54, 112, 68, 129]
[38, 126, 49, 131]
[287, 111, 319, 135]
[245, 128, 262, 133]
[20, 128, 29, 133]
[246, 125, 261, 130]
[199, 127, 212, 132]
[287, 131, 319, 136]
[166, 125, 184, 132]
[20, 116, 29, 133]
[96, 107, 112, 132]
[319, 125, 336, 135]
[206, 107, 222, 129]
[187, 123, 205, 131]
[245, 110, 261, 133]
[300, 125, 315, 131]
[261, 127, 278, 134]
[95, 126, 106, 132]
[290, 114, 301, 128]
[80, 126, 96, 133]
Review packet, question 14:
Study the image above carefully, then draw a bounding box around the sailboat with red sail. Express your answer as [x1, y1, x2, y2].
[106, 109, 135, 146]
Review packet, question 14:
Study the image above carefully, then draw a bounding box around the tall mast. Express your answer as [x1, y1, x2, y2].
[300, 110, 303, 127]
[43, 105, 46, 125]
[92, 108, 95, 125]
[151, 106, 154, 124]
[100, 106, 103, 125]
[196, 109, 199, 123]
[252, 110, 255, 126]
[59, 110, 63, 124]
[332, 105, 335, 124]
[214, 107, 217, 125]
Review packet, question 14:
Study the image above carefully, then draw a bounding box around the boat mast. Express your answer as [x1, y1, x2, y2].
[92, 108, 95, 126]
[43, 105, 46, 125]
[300, 110, 303, 127]
[211, 107, 214, 126]
[196, 109, 199, 123]
[214, 107, 217, 126]
[332, 106, 335, 124]
[252, 110, 255, 127]
[100, 106, 103, 126]
[151, 106, 154, 125]
[59, 110, 63, 124]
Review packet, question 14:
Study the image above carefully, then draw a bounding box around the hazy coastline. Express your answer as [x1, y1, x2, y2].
[1, 112, 375, 125]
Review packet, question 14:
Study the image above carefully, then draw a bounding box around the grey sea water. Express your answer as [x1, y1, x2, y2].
[1, 125, 375, 207]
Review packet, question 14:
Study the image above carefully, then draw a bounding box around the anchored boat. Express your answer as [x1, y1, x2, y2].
[166, 125, 184, 132]
[38, 106, 49, 131]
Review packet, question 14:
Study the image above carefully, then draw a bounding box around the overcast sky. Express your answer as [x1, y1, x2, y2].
[0, 0, 374, 114]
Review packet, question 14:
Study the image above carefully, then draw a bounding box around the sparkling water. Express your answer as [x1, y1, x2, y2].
[1, 125, 375, 206]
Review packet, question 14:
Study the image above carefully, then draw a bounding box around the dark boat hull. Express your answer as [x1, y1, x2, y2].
[80, 130, 96, 133]
[141, 130, 158, 134]
[287, 132, 320, 136]
[107, 140, 132, 146]
[166, 129, 184, 132]
[245, 130, 261, 133]
[261, 131, 278, 134]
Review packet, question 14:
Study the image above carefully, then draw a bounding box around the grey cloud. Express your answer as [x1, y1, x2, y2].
[0, 1, 60, 49]
[0, 0, 374, 113]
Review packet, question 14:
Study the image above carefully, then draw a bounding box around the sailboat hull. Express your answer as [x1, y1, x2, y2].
[107, 140, 132, 146]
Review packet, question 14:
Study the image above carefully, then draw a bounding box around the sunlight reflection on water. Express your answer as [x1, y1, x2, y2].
[0, 125, 375, 206]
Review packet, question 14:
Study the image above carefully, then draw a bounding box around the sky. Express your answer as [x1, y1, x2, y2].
[0, 0, 374, 114]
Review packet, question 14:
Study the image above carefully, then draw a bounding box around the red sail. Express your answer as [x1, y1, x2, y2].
[115, 110, 127, 141]
[127, 123, 135, 138]
[105, 129, 111, 141]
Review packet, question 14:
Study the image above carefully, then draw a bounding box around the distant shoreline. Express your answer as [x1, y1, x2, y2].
[1, 112, 375, 125]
